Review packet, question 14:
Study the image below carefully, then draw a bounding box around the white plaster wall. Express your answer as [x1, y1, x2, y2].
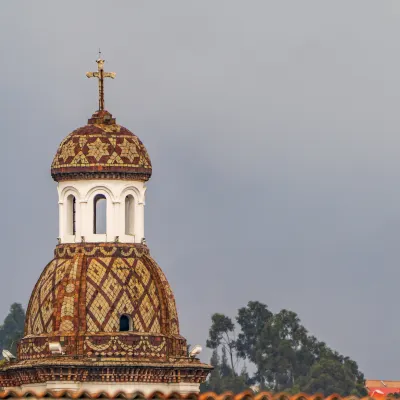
[11, 381, 200, 396]
[57, 180, 147, 244]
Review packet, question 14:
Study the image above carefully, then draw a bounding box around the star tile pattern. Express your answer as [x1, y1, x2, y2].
[51, 112, 152, 182]
[22, 243, 183, 361]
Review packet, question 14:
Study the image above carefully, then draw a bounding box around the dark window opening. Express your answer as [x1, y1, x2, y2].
[120, 315, 131, 332]
[72, 196, 76, 235]
[94, 194, 107, 234]
[125, 195, 134, 235]
[67, 195, 76, 235]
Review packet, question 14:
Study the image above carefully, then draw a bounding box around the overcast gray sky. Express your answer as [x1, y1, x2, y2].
[1, 0, 400, 380]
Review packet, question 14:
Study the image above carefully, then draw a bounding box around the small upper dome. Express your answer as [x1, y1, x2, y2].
[51, 110, 152, 182]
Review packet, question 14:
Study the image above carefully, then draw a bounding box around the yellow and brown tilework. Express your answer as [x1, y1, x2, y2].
[21, 243, 184, 362]
[51, 111, 152, 182]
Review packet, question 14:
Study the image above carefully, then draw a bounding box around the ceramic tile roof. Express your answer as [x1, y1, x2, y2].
[0, 391, 387, 400]
[51, 110, 152, 182]
[22, 243, 182, 361]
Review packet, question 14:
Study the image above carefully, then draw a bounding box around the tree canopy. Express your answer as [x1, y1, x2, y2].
[202, 301, 366, 397]
[0, 303, 25, 357]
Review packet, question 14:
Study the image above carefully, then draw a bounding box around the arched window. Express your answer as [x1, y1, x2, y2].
[93, 194, 107, 234]
[119, 315, 133, 332]
[125, 195, 135, 235]
[66, 195, 76, 235]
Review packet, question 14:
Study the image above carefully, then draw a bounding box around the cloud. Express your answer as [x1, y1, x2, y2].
[0, 0, 400, 380]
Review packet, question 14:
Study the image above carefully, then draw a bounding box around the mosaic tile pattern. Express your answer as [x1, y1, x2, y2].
[25, 258, 74, 335]
[84, 334, 167, 357]
[51, 111, 152, 182]
[23, 243, 182, 361]
[18, 332, 188, 361]
[85, 256, 161, 333]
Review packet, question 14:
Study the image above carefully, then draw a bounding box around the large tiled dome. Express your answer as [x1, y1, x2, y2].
[51, 110, 152, 182]
[21, 243, 183, 361]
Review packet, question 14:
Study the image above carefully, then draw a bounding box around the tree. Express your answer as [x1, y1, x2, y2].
[236, 301, 273, 388]
[206, 313, 238, 375]
[201, 348, 250, 393]
[200, 350, 224, 393]
[0, 303, 26, 357]
[299, 355, 367, 396]
[204, 301, 366, 396]
[237, 304, 311, 391]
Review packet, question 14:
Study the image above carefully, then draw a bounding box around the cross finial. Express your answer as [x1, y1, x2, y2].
[86, 52, 116, 111]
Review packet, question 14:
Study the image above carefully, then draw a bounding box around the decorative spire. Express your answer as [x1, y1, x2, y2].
[86, 50, 116, 111]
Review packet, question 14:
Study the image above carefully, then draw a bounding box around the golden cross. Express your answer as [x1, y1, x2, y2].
[86, 52, 116, 111]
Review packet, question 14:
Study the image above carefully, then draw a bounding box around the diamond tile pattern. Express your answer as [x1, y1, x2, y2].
[25, 244, 180, 340]
[26, 259, 74, 335]
[86, 257, 162, 333]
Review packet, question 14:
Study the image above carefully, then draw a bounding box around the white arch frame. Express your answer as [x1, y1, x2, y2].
[119, 186, 144, 243]
[66, 194, 77, 235]
[124, 194, 135, 236]
[93, 193, 107, 235]
[59, 187, 81, 242]
[86, 188, 113, 242]
[120, 185, 143, 204]
[85, 185, 116, 203]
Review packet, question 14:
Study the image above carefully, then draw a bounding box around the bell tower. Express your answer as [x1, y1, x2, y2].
[0, 57, 211, 397]
[52, 55, 151, 245]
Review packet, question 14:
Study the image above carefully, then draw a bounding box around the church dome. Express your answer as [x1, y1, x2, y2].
[51, 110, 152, 182]
[0, 58, 212, 393]
[20, 243, 184, 361]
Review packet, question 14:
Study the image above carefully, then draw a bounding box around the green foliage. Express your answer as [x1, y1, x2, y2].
[0, 303, 26, 357]
[206, 313, 237, 375]
[200, 349, 250, 393]
[203, 301, 366, 397]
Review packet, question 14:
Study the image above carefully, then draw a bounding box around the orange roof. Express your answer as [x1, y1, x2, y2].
[366, 381, 400, 389]
[366, 380, 400, 398]
[368, 389, 400, 399]
[0, 391, 391, 400]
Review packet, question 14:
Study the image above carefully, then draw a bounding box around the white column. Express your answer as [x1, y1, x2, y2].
[75, 198, 82, 242]
[136, 201, 145, 243]
[113, 201, 121, 242]
[80, 200, 89, 242]
[58, 201, 64, 243]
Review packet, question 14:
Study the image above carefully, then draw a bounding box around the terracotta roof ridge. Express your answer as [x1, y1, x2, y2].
[0, 391, 386, 400]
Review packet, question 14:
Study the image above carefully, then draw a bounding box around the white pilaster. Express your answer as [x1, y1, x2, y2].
[58, 201, 64, 242]
[136, 202, 145, 243]
[79, 200, 88, 242]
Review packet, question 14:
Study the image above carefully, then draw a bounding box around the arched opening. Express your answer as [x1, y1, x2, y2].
[93, 194, 107, 234]
[66, 195, 76, 235]
[119, 315, 133, 332]
[125, 195, 135, 235]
